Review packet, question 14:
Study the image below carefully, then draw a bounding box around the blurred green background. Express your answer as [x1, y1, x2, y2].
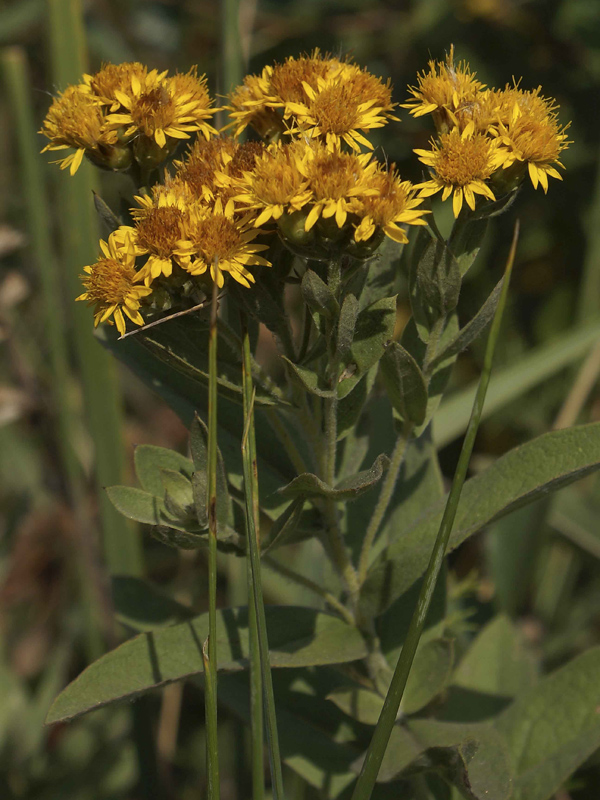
[1, 0, 600, 798]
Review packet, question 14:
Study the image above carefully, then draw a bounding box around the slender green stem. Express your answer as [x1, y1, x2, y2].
[263, 555, 355, 625]
[357, 428, 411, 586]
[351, 222, 519, 800]
[247, 551, 265, 800]
[205, 280, 220, 799]
[241, 315, 285, 800]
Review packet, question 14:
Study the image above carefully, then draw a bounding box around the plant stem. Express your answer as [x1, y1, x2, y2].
[351, 222, 519, 800]
[263, 555, 355, 625]
[241, 315, 285, 800]
[205, 279, 220, 799]
[357, 428, 411, 586]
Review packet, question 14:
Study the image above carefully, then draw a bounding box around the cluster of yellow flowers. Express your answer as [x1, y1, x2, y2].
[405, 47, 571, 216]
[40, 50, 569, 336]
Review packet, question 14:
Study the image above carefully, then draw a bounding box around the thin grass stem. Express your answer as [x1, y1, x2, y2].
[351, 222, 520, 800]
[205, 279, 220, 799]
[241, 314, 285, 800]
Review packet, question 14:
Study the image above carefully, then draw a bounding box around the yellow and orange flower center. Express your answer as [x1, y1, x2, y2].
[250, 152, 305, 205]
[130, 87, 175, 135]
[227, 141, 265, 178]
[191, 216, 245, 264]
[270, 56, 338, 104]
[306, 150, 365, 199]
[135, 206, 186, 257]
[82, 258, 138, 304]
[359, 172, 412, 224]
[431, 131, 497, 186]
[43, 87, 107, 148]
[85, 62, 146, 104]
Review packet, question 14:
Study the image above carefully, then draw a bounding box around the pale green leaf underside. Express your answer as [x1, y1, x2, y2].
[46, 606, 367, 724]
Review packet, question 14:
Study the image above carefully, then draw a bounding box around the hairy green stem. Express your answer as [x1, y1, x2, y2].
[351, 222, 519, 800]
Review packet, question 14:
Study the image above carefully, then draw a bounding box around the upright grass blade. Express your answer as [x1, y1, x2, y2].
[241, 314, 285, 800]
[205, 280, 220, 799]
[46, 0, 142, 576]
[1, 46, 104, 661]
[351, 222, 520, 800]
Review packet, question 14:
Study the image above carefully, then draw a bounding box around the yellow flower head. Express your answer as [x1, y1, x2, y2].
[301, 143, 379, 231]
[403, 47, 485, 131]
[350, 166, 429, 244]
[40, 85, 119, 174]
[285, 65, 396, 152]
[176, 199, 271, 289]
[105, 66, 217, 149]
[492, 87, 570, 192]
[233, 141, 312, 227]
[226, 51, 344, 138]
[76, 231, 152, 336]
[173, 136, 238, 202]
[80, 62, 147, 110]
[122, 186, 193, 285]
[415, 126, 504, 217]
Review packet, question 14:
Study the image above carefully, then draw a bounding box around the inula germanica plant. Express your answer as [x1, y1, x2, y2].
[42, 49, 600, 800]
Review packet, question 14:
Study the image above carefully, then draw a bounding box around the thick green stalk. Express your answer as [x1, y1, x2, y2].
[357, 428, 411, 586]
[205, 280, 220, 799]
[46, 0, 142, 575]
[1, 46, 105, 661]
[241, 316, 285, 800]
[351, 223, 519, 800]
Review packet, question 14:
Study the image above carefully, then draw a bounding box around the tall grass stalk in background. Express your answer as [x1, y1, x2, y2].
[352, 224, 519, 799]
[46, 0, 142, 576]
[1, 47, 104, 660]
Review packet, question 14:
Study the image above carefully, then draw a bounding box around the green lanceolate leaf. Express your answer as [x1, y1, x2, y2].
[495, 646, 600, 800]
[409, 229, 461, 332]
[358, 236, 402, 311]
[46, 607, 368, 724]
[326, 686, 384, 726]
[338, 295, 397, 398]
[380, 342, 428, 425]
[111, 576, 195, 631]
[134, 445, 193, 496]
[150, 525, 208, 551]
[336, 293, 360, 360]
[374, 719, 513, 800]
[188, 414, 232, 526]
[279, 453, 390, 501]
[159, 468, 194, 511]
[282, 357, 335, 398]
[448, 217, 489, 277]
[92, 191, 121, 234]
[400, 638, 455, 716]
[261, 497, 305, 554]
[361, 423, 600, 617]
[429, 275, 505, 369]
[302, 269, 339, 318]
[106, 485, 186, 529]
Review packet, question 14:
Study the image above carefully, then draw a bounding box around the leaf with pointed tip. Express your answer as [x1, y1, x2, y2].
[380, 342, 428, 425]
[429, 276, 505, 369]
[261, 497, 305, 554]
[279, 454, 390, 501]
[134, 445, 193, 497]
[496, 646, 600, 800]
[150, 525, 208, 551]
[401, 638, 455, 715]
[93, 191, 121, 234]
[361, 424, 600, 617]
[302, 269, 339, 318]
[327, 686, 384, 726]
[46, 607, 368, 724]
[159, 468, 193, 510]
[282, 357, 335, 398]
[336, 294, 359, 360]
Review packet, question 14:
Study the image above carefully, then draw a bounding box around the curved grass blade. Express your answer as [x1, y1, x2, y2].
[351, 222, 520, 800]
[241, 315, 286, 800]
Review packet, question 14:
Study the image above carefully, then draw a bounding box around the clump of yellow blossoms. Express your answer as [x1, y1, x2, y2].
[41, 50, 569, 336]
[406, 48, 570, 215]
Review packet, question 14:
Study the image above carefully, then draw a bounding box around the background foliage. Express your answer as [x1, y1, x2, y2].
[1, 0, 600, 798]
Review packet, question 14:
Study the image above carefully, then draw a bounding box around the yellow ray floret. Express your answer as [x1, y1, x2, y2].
[232, 141, 313, 226]
[105, 66, 217, 148]
[40, 85, 118, 175]
[350, 166, 429, 244]
[403, 46, 485, 129]
[284, 65, 397, 152]
[175, 199, 271, 289]
[415, 126, 504, 217]
[76, 231, 152, 336]
[490, 87, 570, 192]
